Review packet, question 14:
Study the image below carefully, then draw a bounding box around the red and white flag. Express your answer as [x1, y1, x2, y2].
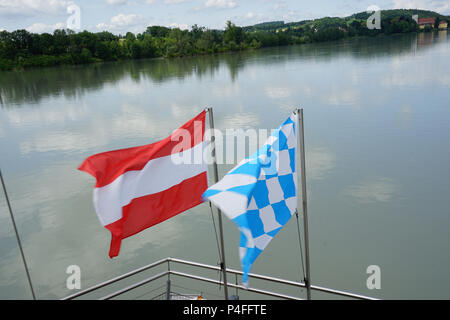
[79, 111, 208, 258]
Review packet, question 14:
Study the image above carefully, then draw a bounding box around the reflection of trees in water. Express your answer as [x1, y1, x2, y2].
[138, 55, 222, 83]
[0, 62, 131, 107]
[0, 56, 224, 106]
[1, 32, 443, 107]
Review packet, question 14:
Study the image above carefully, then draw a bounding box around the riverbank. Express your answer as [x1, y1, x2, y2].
[1, 9, 448, 72]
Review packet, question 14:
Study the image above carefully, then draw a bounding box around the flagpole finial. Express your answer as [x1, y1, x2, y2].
[293, 108, 302, 115]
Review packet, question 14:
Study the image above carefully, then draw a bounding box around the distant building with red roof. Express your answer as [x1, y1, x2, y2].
[418, 18, 435, 29]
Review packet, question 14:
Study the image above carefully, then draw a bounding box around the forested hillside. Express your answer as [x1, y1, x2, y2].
[1, 9, 448, 71]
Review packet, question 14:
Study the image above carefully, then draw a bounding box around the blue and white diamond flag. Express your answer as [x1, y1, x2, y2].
[203, 113, 297, 287]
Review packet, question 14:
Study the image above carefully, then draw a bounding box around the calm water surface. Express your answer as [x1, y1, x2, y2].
[1, 31, 450, 299]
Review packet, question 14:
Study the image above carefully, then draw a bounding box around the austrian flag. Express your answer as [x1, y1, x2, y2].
[79, 111, 208, 258]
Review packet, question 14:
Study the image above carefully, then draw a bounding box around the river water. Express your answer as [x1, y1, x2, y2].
[1, 31, 449, 299]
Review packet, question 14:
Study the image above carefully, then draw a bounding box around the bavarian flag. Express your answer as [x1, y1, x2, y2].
[203, 113, 297, 287]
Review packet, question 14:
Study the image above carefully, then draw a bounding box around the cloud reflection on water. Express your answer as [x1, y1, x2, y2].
[343, 177, 398, 204]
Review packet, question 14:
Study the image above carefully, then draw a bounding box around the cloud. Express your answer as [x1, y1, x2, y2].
[205, 0, 237, 9]
[26, 22, 65, 33]
[164, 0, 190, 4]
[169, 22, 189, 29]
[282, 10, 300, 22]
[392, 0, 450, 13]
[110, 13, 141, 27]
[96, 13, 149, 33]
[273, 0, 287, 11]
[0, 0, 71, 18]
[106, 0, 128, 5]
[244, 11, 266, 22]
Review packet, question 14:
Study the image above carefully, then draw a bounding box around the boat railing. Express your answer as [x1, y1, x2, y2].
[61, 257, 379, 300]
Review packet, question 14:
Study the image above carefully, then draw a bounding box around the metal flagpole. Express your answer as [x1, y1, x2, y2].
[296, 108, 312, 300]
[0, 169, 36, 300]
[205, 107, 229, 300]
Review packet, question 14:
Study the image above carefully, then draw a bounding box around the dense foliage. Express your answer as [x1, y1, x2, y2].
[0, 9, 448, 71]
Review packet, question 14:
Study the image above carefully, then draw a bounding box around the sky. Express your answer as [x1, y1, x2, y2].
[0, 0, 449, 34]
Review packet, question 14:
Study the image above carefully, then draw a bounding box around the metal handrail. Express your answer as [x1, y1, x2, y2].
[61, 258, 168, 300]
[61, 257, 379, 300]
[169, 270, 303, 300]
[168, 258, 378, 300]
[100, 271, 169, 300]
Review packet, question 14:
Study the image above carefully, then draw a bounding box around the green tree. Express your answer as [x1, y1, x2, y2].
[80, 47, 92, 63]
[125, 32, 136, 42]
[224, 21, 244, 45]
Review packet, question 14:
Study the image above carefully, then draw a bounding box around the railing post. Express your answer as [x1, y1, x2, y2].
[166, 279, 171, 300]
[166, 258, 171, 300]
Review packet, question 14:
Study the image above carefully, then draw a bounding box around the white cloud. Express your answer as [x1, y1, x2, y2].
[26, 22, 65, 33]
[111, 13, 141, 27]
[244, 11, 266, 23]
[273, 0, 287, 11]
[169, 22, 189, 29]
[392, 0, 450, 13]
[282, 10, 300, 22]
[96, 13, 149, 33]
[96, 22, 108, 30]
[164, 0, 189, 4]
[106, 0, 128, 5]
[205, 0, 237, 9]
[0, 0, 71, 18]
